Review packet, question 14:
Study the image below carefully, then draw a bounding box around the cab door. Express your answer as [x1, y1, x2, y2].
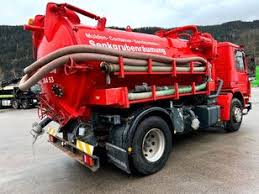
[234, 50, 249, 94]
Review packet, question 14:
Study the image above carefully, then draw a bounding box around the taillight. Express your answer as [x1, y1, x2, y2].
[48, 135, 57, 143]
[82, 154, 94, 167]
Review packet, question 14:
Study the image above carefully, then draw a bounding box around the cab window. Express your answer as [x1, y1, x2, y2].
[235, 50, 245, 71]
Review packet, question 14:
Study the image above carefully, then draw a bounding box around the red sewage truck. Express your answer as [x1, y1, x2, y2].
[20, 3, 252, 175]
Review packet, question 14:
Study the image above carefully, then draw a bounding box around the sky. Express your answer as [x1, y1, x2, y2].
[1, 0, 259, 28]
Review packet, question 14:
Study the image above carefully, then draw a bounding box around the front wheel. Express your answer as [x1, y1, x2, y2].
[225, 98, 243, 132]
[131, 116, 172, 175]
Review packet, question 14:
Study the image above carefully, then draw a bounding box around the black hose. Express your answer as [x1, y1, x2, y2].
[208, 79, 223, 99]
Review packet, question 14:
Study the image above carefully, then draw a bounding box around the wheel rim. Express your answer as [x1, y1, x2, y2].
[12, 101, 18, 109]
[22, 101, 28, 108]
[142, 128, 165, 162]
[233, 106, 242, 123]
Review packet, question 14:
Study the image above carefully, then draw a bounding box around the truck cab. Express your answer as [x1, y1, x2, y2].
[215, 43, 251, 115]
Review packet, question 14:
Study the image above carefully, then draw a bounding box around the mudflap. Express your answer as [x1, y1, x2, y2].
[106, 123, 132, 174]
[106, 143, 130, 174]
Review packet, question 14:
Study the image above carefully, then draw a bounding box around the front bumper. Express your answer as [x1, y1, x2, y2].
[243, 102, 252, 115]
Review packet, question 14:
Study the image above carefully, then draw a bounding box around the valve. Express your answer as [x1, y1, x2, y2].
[30, 117, 52, 144]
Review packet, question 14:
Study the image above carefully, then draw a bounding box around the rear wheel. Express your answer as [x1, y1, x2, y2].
[225, 98, 243, 132]
[131, 116, 172, 175]
[21, 100, 30, 109]
[11, 99, 20, 109]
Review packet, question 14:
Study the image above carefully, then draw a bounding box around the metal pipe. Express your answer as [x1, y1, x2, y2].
[100, 63, 206, 73]
[128, 82, 207, 100]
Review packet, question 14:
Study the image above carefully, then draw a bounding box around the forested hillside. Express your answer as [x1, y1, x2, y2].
[134, 20, 259, 57]
[1, 20, 259, 80]
[0, 26, 33, 80]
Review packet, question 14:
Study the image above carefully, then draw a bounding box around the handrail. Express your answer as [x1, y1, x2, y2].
[156, 25, 199, 38]
[59, 3, 101, 20]
[58, 3, 106, 30]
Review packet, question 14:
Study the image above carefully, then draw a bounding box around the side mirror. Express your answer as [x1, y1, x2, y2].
[247, 56, 256, 78]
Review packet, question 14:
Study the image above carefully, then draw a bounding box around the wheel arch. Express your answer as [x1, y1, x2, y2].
[125, 106, 174, 148]
[232, 91, 244, 107]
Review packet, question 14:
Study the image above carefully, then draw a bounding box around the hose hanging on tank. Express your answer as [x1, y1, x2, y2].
[23, 45, 209, 74]
[19, 45, 211, 91]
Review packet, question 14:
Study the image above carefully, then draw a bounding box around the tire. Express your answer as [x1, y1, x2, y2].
[21, 100, 30, 109]
[131, 116, 172, 175]
[11, 99, 20, 109]
[225, 98, 243, 132]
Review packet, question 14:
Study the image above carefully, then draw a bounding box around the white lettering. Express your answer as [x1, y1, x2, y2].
[88, 40, 167, 55]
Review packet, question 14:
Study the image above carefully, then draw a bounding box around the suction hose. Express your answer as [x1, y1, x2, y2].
[24, 45, 208, 74]
[19, 45, 210, 91]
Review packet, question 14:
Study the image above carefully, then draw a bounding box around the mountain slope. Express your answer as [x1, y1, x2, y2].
[0, 26, 33, 80]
